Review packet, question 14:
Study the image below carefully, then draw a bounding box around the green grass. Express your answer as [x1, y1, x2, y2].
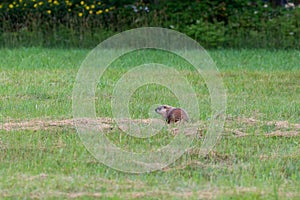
[0, 48, 299, 199]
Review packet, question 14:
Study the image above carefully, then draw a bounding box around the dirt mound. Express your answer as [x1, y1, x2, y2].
[1, 117, 299, 139]
[226, 117, 300, 137]
[0, 118, 165, 132]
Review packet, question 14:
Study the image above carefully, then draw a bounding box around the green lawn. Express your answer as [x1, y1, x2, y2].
[0, 48, 299, 199]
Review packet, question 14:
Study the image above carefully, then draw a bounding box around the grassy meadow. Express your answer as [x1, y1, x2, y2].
[0, 48, 299, 199]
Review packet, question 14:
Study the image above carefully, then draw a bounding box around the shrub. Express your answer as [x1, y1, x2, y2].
[0, 0, 299, 48]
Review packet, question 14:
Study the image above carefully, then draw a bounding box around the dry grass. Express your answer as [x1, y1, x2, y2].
[2, 117, 299, 135]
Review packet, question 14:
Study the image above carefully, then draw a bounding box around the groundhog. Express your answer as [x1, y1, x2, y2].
[155, 105, 189, 124]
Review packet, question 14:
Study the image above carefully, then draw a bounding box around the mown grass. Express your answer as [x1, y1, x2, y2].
[0, 48, 299, 199]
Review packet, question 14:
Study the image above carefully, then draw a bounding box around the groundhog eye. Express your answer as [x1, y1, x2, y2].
[163, 106, 166, 109]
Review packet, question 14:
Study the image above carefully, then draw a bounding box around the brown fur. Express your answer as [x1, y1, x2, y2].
[155, 105, 189, 124]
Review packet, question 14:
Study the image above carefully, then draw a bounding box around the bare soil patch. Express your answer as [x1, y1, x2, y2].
[1, 117, 299, 139]
[0, 117, 168, 131]
[1, 119, 75, 131]
[226, 117, 300, 138]
[265, 130, 298, 137]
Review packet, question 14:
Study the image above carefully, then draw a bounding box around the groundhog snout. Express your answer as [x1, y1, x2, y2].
[155, 107, 161, 113]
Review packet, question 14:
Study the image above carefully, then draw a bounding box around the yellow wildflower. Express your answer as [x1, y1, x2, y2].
[47, 10, 51, 14]
[80, 1, 84, 5]
[78, 12, 83, 17]
[105, 8, 109, 13]
[89, 10, 93, 14]
[85, 6, 90, 10]
[91, 5, 95, 9]
[54, 0, 59, 5]
[96, 10, 103, 15]
[9, 4, 14, 9]
[34, 3, 37, 8]
[38, 2, 43, 6]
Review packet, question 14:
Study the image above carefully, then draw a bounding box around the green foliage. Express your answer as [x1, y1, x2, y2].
[162, 0, 300, 48]
[185, 19, 227, 48]
[0, 0, 299, 48]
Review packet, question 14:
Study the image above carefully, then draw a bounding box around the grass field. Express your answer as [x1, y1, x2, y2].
[0, 48, 299, 199]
